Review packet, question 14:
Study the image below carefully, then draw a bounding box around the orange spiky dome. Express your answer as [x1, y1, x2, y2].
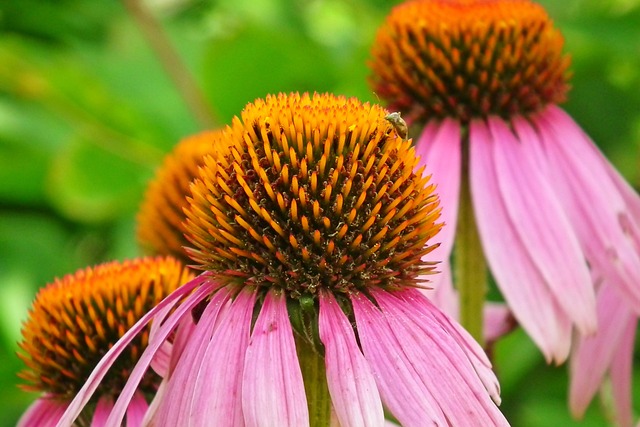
[369, 0, 571, 124]
[18, 257, 193, 401]
[137, 131, 220, 264]
[184, 92, 442, 298]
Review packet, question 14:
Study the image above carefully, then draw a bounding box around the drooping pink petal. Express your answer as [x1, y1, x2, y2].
[421, 265, 514, 345]
[553, 106, 640, 258]
[354, 290, 508, 426]
[166, 309, 199, 376]
[610, 317, 636, 427]
[395, 289, 500, 404]
[18, 396, 68, 427]
[484, 303, 515, 344]
[533, 106, 640, 310]
[318, 291, 384, 427]
[351, 292, 448, 426]
[151, 288, 231, 426]
[389, 289, 503, 407]
[242, 290, 309, 427]
[488, 117, 596, 334]
[421, 262, 456, 316]
[415, 118, 462, 261]
[91, 397, 113, 427]
[469, 119, 571, 363]
[188, 288, 256, 427]
[104, 279, 215, 427]
[148, 305, 173, 378]
[125, 392, 148, 427]
[141, 380, 166, 426]
[55, 273, 213, 427]
[569, 284, 635, 419]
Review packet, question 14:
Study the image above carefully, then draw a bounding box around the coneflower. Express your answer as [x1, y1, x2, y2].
[17, 256, 192, 426]
[369, 0, 640, 358]
[57, 92, 508, 427]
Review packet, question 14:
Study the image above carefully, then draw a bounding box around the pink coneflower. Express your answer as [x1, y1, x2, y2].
[369, 0, 640, 363]
[57, 92, 508, 426]
[17, 257, 192, 426]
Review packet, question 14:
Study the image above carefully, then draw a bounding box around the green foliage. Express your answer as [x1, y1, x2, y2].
[0, 0, 638, 425]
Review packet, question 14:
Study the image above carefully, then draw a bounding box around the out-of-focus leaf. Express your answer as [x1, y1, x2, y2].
[202, 25, 338, 121]
[47, 139, 151, 223]
[0, 0, 118, 45]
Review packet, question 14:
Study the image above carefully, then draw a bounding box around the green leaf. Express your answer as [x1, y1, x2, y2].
[47, 139, 151, 223]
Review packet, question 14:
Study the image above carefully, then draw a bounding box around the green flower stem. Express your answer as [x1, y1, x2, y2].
[295, 334, 332, 427]
[454, 139, 487, 347]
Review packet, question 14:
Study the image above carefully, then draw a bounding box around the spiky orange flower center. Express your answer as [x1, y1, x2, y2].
[185, 93, 442, 298]
[137, 131, 221, 264]
[369, 0, 570, 123]
[18, 257, 193, 400]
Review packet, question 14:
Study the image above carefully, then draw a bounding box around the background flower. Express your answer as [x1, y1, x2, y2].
[16, 256, 192, 426]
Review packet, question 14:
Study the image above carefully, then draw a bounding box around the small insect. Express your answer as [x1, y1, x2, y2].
[385, 112, 408, 140]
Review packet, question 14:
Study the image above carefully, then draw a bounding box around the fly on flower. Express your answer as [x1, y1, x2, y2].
[57, 92, 508, 427]
[385, 112, 408, 140]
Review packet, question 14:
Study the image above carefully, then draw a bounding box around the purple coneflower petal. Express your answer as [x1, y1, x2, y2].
[534, 106, 640, 310]
[18, 397, 67, 427]
[407, 290, 501, 401]
[242, 290, 309, 426]
[469, 119, 571, 363]
[354, 290, 509, 426]
[387, 289, 503, 408]
[484, 303, 514, 344]
[416, 118, 462, 259]
[104, 279, 215, 427]
[188, 289, 255, 427]
[148, 305, 175, 378]
[421, 265, 514, 345]
[351, 292, 448, 426]
[319, 291, 384, 427]
[92, 397, 113, 427]
[56, 274, 212, 427]
[570, 283, 635, 420]
[125, 392, 148, 427]
[488, 117, 596, 334]
[151, 288, 231, 426]
[422, 261, 457, 316]
[610, 319, 636, 427]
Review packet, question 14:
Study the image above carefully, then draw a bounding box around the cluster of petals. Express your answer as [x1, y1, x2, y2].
[416, 105, 640, 422]
[56, 275, 508, 427]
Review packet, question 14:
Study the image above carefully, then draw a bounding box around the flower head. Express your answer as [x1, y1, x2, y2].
[137, 131, 220, 264]
[185, 93, 440, 295]
[17, 256, 192, 426]
[59, 93, 508, 426]
[370, 0, 570, 123]
[369, 0, 640, 420]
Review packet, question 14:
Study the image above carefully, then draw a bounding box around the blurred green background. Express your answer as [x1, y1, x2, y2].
[0, 0, 639, 425]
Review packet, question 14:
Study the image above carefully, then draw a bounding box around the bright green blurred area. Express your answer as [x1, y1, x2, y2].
[0, 0, 639, 425]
